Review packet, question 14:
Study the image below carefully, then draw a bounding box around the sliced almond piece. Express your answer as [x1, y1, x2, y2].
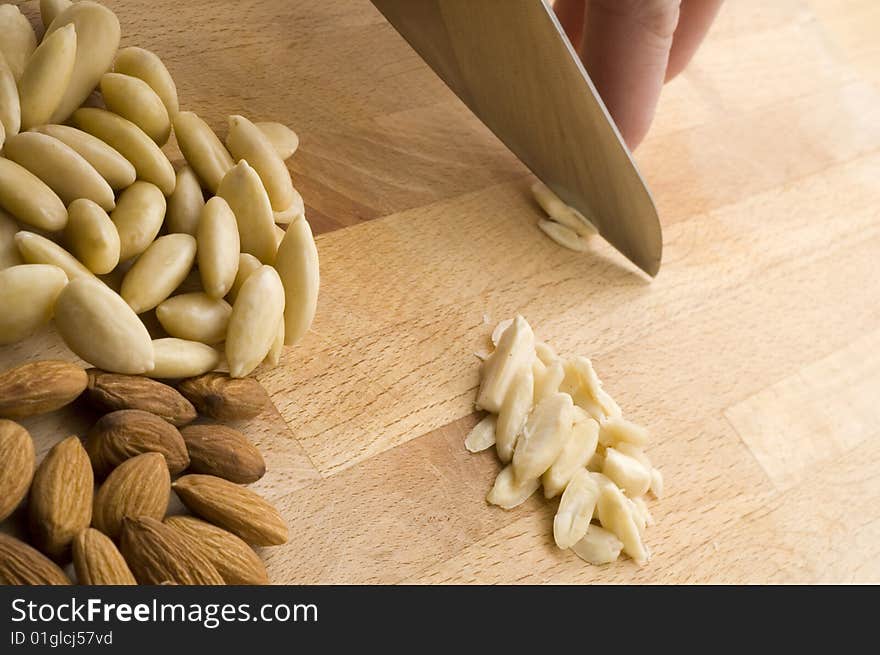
[533, 360, 564, 404]
[538, 219, 590, 253]
[256, 121, 299, 160]
[571, 525, 623, 565]
[553, 468, 600, 549]
[72, 527, 136, 585]
[599, 415, 650, 447]
[166, 166, 205, 236]
[0, 158, 68, 232]
[113, 46, 179, 117]
[602, 447, 652, 497]
[15, 231, 94, 281]
[495, 366, 534, 463]
[100, 72, 171, 145]
[0, 52, 20, 139]
[0, 264, 68, 345]
[92, 452, 170, 539]
[225, 252, 261, 304]
[226, 114, 295, 211]
[274, 216, 319, 345]
[173, 111, 234, 193]
[486, 464, 540, 510]
[216, 161, 277, 264]
[65, 199, 120, 275]
[0, 5, 37, 81]
[477, 315, 535, 412]
[490, 318, 513, 346]
[512, 392, 574, 482]
[266, 315, 285, 366]
[464, 414, 497, 453]
[54, 277, 155, 374]
[0, 420, 35, 522]
[531, 181, 598, 237]
[73, 108, 175, 195]
[197, 196, 240, 299]
[561, 356, 621, 420]
[543, 414, 599, 498]
[32, 124, 136, 191]
[121, 233, 196, 314]
[596, 483, 649, 565]
[225, 265, 285, 378]
[650, 468, 664, 499]
[273, 188, 305, 225]
[156, 293, 232, 345]
[110, 181, 167, 261]
[17, 24, 76, 130]
[149, 338, 221, 379]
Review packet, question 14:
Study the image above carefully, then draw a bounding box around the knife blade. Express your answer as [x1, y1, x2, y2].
[371, 0, 662, 276]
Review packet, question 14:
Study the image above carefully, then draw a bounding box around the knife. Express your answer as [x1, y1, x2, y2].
[370, 0, 662, 276]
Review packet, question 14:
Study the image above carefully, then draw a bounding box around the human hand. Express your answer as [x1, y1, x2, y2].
[554, 0, 723, 150]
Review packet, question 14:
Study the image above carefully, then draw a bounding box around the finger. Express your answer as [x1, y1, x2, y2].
[581, 0, 681, 149]
[666, 0, 724, 81]
[553, 0, 586, 51]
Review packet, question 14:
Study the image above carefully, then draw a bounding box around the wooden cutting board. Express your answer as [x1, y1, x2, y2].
[4, 0, 880, 583]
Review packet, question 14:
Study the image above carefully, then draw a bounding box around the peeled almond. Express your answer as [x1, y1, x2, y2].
[173, 111, 234, 193]
[535, 341, 559, 366]
[216, 161, 277, 263]
[54, 277, 154, 374]
[113, 46, 179, 117]
[31, 124, 136, 191]
[487, 465, 540, 510]
[543, 415, 599, 498]
[65, 199, 120, 274]
[0, 53, 20, 138]
[121, 233, 197, 314]
[0, 5, 37, 81]
[43, 1, 122, 124]
[256, 121, 299, 160]
[197, 196, 240, 299]
[274, 217, 320, 345]
[266, 317, 285, 367]
[156, 293, 232, 345]
[599, 416, 650, 447]
[464, 414, 496, 453]
[596, 483, 648, 565]
[495, 366, 533, 463]
[477, 315, 535, 412]
[225, 265, 285, 378]
[225, 253, 261, 304]
[100, 72, 171, 145]
[73, 108, 175, 195]
[40, 0, 72, 29]
[571, 525, 623, 565]
[226, 114, 295, 211]
[512, 392, 574, 483]
[3, 132, 116, 211]
[149, 338, 220, 379]
[553, 469, 600, 549]
[273, 188, 305, 224]
[0, 265, 68, 345]
[0, 211, 23, 270]
[17, 24, 77, 131]
[110, 181, 166, 261]
[15, 231, 94, 281]
[166, 166, 205, 236]
[601, 447, 652, 497]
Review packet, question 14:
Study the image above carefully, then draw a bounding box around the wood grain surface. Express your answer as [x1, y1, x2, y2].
[3, 0, 880, 584]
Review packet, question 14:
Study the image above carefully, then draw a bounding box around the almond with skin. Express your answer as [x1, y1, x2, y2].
[0, 533, 71, 585]
[177, 372, 269, 421]
[92, 452, 170, 539]
[85, 369, 197, 426]
[72, 528, 136, 585]
[119, 516, 224, 585]
[173, 474, 287, 546]
[180, 424, 265, 484]
[29, 436, 93, 559]
[86, 409, 189, 477]
[165, 515, 269, 585]
[0, 360, 87, 419]
[0, 420, 35, 522]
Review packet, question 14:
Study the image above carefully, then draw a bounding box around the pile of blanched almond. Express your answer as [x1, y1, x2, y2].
[467, 316, 663, 566]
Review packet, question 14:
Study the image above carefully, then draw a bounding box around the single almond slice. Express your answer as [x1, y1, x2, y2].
[553, 468, 600, 549]
[543, 414, 599, 498]
[537, 219, 590, 252]
[464, 414, 497, 453]
[570, 525, 623, 565]
[486, 465, 540, 510]
[495, 366, 534, 463]
[477, 315, 535, 413]
[512, 392, 574, 482]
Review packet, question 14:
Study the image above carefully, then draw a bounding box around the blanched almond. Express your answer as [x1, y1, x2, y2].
[274, 216, 320, 345]
[512, 392, 574, 482]
[531, 181, 598, 237]
[166, 166, 205, 236]
[266, 316, 285, 367]
[149, 338, 220, 379]
[535, 341, 560, 366]
[73, 108, 175, 195]
[273, 188, 305, 224]
[216, 161, 276, 264]
[156, 293, 232, 345]
[0, 5, 37, 81]
[113, 46, 179, 117]
[596, 483, 648, 565]
[54, 277, 154, 374]
[65, 199, 120, 275]
[533, 360, 564, 404]
[256, 121, 299, 160]
[225, 265, 285, 378]
[538, 219, 590, 252]
[225, 253, 261, 304]
[599, 415, 650, 447]
[40, 0, 72, 29]
[100, 72, 171, 145]
[571, 525, 623, 565]
[495, 366, 533, 463]
[543, 414, 599, 498]
[464, 414, 496, 453]
[121, 233, 196, 314]
[17, 24, 76, 130]
[602, 447, 652, 497]
[477, 315, 535, 413]
[197, 196, 240, 299]
[32, 124, 136, 190]
[561, 356, 621, 420]
[0, 210, 23, 270]
[226, 114, 295, 211]
[0, 52, 20, 138]
[173, 111, 233, 193]
[0, 158, 68, 232]
[0, 265, 68, 345]
[3, 132, 115, 211]
[486, 464, 540, 510]
[43, 1, 121, 124]
[110, 181, 166, 261]
[553, 468, 600, 549]
[650, 468, 664, 498]
[15, 231, 94, 281]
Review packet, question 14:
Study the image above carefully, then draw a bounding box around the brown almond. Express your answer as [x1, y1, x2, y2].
[119, 516, 224, 585]
[180, 424, 265, 484]
[85, 369, 197, 426]
[0, 360, 87, 419]
[0, 533, 71, 585]
[92, 452, 170, 539]
[165, 515, 269, 585]
[177, 372, 269, 421]
[173, 474, 287, 546]
[86, 409, 189, 477]
[0, 420, 35, 522]
[72, 528, 136, 585]
[29, 436, 93, 559]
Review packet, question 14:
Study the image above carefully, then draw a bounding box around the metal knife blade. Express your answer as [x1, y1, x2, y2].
[371, 0, 662, 276]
